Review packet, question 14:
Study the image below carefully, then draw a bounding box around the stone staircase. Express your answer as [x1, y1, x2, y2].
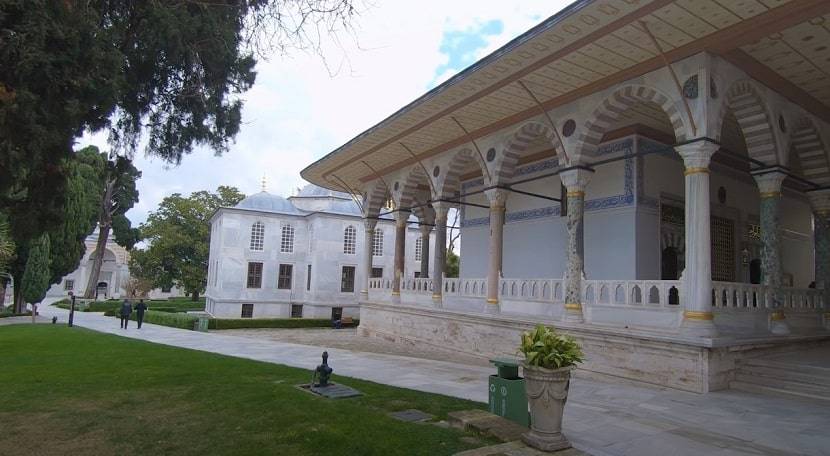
[730, 358, 830, 403]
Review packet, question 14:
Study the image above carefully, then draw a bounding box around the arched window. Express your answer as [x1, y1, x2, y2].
[343, 225, 357, 254]
[250, 222, 265, 251]
[281, 225, 295, 253]
[414, 237, 423, 262]
[372, 228, 383, 256]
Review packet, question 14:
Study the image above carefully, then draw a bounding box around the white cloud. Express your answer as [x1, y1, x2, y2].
[77, 0, 570, 226]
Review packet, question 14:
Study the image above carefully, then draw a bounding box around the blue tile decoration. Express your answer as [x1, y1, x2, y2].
[459, 136, 664, 227]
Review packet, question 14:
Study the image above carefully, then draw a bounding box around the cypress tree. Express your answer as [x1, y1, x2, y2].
[20, 234, 51, 308]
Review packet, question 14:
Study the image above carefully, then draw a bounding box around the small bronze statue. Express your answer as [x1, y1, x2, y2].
[313, 351, 333, 387]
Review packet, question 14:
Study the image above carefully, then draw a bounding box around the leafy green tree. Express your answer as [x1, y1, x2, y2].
[20, 234, 50, 308]
[83, 154, 141, 298]
[0, 0, 356, 301]
[47, 147, 107, 285]
[132, 186, 245, 300]
[445, 250, 460, 278]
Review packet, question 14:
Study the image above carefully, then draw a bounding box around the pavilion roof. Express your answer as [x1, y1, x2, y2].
[301, 0, 830, 192]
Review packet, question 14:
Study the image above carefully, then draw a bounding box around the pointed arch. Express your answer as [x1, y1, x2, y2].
[575, 84, 689, 159]
[396, 165, 432, 210]
[791, 116, 830, 186]
[436, 147, 489, 200]
[493, 121, 565, 184]
[362, 180, 390, 218]
[717, 80, 780, 166]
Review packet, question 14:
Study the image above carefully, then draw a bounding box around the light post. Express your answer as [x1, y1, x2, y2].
[68, 291, 76, 327]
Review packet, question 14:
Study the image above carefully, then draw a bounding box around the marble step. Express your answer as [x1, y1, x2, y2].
[733, 373, 830, 397]
[742, 358, 830, 378]
[729, 381, 830, 404]
[738, 364, 830, 386]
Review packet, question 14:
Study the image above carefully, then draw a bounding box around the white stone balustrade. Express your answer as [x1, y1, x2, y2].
[582, 280, 681, 308]
[498, 279, 564, 302]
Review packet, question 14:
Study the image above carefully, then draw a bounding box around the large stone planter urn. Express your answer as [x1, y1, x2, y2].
[521, 363, 573, 452]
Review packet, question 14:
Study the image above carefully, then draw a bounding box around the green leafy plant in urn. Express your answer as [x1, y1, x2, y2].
[518, 324, 583, 452]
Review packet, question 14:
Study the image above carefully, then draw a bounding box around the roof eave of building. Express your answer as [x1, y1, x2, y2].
[299, 0, 595, 187]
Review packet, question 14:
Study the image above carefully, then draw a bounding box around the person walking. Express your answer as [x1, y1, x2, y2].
[135, 299, 147, 329]
[119, 299, 132, 329]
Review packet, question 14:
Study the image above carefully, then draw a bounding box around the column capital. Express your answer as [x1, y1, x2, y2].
[484, 188, 509, 209]
[559, 167, 594, 192]
[675, 139, 719, 170]
[751, 167, 787, 196]
[806, 188, 830, 216]
[419, 224, 432, 236]
[394, 210, 411, 227]
[432, 202, 451, 221]
[363, 217, 378, 231]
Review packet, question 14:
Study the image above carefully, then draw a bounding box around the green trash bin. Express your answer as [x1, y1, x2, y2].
[193, 315, 210, 332]
[488, 357, 529, 427]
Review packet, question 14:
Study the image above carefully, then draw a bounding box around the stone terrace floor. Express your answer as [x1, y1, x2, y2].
[32, 302, 830, 456]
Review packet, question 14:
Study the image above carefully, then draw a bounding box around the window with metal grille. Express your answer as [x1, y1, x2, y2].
[371, 267, 383, 278]
[281, 225, 294, 253]
[372, 228, 383, 256]
[250, 221, 265, 251]
[241, 303, 253, 318]
[291, 304, 303, 318]
[331, 307, 343, 321]
[341, 266, 356, 292]
[64, 279, 74, 291]
[343, 225, 356, 254]
[306, 264, 312, 291]
[415, 237, 423, 261]
[278, 264, 293, 289]
[711, 216, 735, 282]
[246, 262, 263, 288]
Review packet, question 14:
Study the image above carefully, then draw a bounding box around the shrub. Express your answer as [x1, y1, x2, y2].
[209, 318, 358, 330]
[519, 325, 583, 369]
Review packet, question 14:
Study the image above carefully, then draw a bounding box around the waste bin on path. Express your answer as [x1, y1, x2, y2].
[488, 357, 529, 427]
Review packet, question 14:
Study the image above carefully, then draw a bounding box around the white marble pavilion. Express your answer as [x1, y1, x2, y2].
[300, 0, 830, 393]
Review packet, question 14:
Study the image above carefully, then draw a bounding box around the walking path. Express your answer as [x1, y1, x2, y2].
[35, 302, 830, 456]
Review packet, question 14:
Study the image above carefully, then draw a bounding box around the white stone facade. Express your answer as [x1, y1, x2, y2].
[205, 185, 433, 319]
[45, 230, 132, 300]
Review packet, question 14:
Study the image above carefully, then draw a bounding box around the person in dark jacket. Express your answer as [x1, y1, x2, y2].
[120, 299, 132, 329]
[135, 299, 147, 329]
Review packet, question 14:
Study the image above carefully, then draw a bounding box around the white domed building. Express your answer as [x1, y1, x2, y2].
[205, 184, 433, 319]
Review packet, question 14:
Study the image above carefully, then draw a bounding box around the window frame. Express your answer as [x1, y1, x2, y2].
[372, 228, 384, 256]
[241, 303, 254, 318]
[278, 263, 293, 290]
[63, 279, 74, 291]
[343, 225, 357, 255]
[280, 224, 295, 253]
[340, 265, 356, 293]
[249, 221, 265, 251]
[246, 262, 263, 289]
[414, 236, 423, 261]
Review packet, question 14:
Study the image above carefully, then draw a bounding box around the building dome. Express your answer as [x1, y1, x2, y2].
[294, 183, 351, 199]
[235, 191, 301, 215]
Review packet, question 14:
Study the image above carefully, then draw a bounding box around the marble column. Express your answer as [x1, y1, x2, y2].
[676, 140, 719, 337]
[559, 168, 594, 323]
[360, 218, 378, 301]
[392, 210, 410, 300]
[432, 203, 449, 304]
[419, 224, 431, 278]
[752, 169, 789, 335]
[806, 188, 830, 321]
[484, 189, 508, 307]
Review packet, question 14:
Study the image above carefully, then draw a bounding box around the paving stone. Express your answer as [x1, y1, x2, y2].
[389, 409, 433, 422]
[448, 409, 528, 442]
[454, 441, 586, 456]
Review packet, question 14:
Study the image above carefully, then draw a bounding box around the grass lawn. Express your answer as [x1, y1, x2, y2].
[0, 325, 491, 455]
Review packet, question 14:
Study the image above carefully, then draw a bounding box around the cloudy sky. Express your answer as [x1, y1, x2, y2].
[78, 1, 569, 226]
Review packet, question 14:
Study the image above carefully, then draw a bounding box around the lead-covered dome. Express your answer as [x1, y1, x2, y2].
[235, 191, 301, 215]
[294, 184, 351, 199]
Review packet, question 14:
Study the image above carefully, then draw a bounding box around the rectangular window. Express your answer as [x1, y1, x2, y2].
[291, 304, 303, 318]
[306, 264, 312, 291]
[247, 262, 263, 288]
[371, 267, 383, 278]
[250, 222, 265, 251]
[241, 303, 253, 318]
[278, 264, 293, 290]
[415, 237, 423, 261]
[281, 225, 295, 253]
[414, 271, 421, 279]
[343, 226, 356, 254]
[341, 266, 356, 292]
[372, 228, 383, 256]
[64, 279, 74, 291]
[331, 307, 343, 321]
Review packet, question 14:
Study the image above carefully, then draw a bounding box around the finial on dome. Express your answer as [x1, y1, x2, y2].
[260, 174, 267, 192]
